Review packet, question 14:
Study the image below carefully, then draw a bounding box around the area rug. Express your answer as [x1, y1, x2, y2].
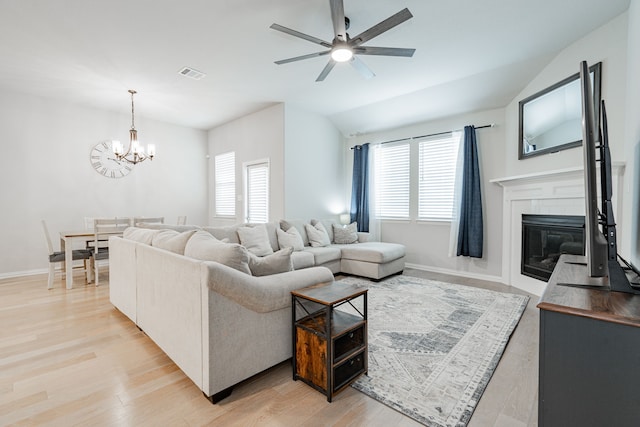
[339, 275, 529, 427]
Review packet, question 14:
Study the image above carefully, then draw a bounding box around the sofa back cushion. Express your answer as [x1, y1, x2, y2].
[202, 225, 241, 244]
[151, 229, 197, 254]
[184, 230, 251, 275]
[137, 223, 201, 232]
[123, 227, 160, 245]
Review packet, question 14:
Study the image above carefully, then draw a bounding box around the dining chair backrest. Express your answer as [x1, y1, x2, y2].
[177, 216, 187, 225]
[92, 218, 130, 253]
[41, 220, 55, 255]
[133, 217, 164, 227]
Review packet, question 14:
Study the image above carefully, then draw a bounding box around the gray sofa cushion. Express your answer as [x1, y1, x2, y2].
[151, 229, 197, 254]
[332, 222, 358, 244]
[276, 226, 304, 251]
[305, 222, 331, 247]
[290, 251, 315, 270]
[248, 247, 293, 277]
[185, 230, 251, 274]
[303, 246, 342, 265]
[123, 227, 160, 245]
[337, 241, 406, 263]
[280, 219, 310, 246]
[202, 225, 241, 244]
[237, 225, 274, 256]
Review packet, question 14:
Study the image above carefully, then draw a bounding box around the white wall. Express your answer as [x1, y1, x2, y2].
[503, 11, 634, 263]
[0, 89, 208, 278]
[284, 105, 345, 220]
[503, 12, 629, 177]
[624, 0, 640, 265]
[346, 108, 506, 282]
[208, 104, 285, 225]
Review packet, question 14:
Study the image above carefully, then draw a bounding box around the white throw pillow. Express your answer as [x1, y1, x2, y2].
[237, 225, 274, 256]
[332, 222, 358, 244]
[248, 247, 294, 277]
[151, 229, 197, 254]
[276, 227, 304, 251]
[184, 230, 251, 275]
[305, 222, 331, 247]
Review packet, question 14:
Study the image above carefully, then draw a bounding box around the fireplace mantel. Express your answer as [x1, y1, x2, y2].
[491, 163, 625, 296]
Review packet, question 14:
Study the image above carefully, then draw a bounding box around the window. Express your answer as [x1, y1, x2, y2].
[418, 132, 461, 220]
[373, 143, 410, 219]
[245, 160, 269, 223]
[214, 152, 235, 217]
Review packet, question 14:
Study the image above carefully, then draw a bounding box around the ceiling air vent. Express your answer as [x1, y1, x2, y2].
[178, 66, 206, 80]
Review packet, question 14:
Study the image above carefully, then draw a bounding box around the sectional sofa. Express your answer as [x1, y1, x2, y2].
[108, 219, 405, 402]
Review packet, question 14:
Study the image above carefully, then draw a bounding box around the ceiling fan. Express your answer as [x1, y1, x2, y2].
[270, 0, 415, 82]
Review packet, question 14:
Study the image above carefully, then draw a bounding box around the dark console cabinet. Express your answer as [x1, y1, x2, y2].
[538, 255, 640, 427]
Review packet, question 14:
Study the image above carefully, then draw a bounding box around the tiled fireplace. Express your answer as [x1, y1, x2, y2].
[492, 163, 625, 296]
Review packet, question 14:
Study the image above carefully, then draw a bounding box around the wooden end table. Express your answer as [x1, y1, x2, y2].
[291, 281, 368, 402]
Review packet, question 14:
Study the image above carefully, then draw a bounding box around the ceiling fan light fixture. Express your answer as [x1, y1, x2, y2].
[331, 45, 353, 62]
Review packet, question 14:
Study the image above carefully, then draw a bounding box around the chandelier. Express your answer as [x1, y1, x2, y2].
[112, 90, 156, 165]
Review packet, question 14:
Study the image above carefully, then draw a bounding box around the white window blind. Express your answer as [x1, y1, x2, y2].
[245, 161, 269, 223]
[418, 132, 461, 220]
[373, 143, 410, 219]
[214, 152, 235, 217]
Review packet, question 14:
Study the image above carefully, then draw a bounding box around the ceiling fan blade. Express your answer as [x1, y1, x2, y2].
[350, 56, 375, 79]
[354, 46, 415, 57]
[275, 50, 330, 65]
[316, 60, 337, 82]
[330, 0, 347, 41]
[349, 8, 413, 46]
[270, 23, 333, 48]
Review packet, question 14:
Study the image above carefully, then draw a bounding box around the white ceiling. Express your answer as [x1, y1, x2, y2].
[0, 0, 630, 136]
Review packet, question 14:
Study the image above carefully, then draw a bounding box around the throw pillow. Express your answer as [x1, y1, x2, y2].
[305, 222, 331, 247]
[247, 247, 294, 277]
[276, 226, 304, 251]
[237, 225, 274, 256]
[280, 219, 310, 246]
[333, 222, 358, 244]
[311, 219, 337, 243]
[184, 230, 251, 275]
[151, 229, 197, 254]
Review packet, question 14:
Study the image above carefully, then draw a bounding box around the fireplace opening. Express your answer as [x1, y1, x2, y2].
[521, 214, 585, 282]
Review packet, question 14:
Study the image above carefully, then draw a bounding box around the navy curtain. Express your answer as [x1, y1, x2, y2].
[457, 126, 483, 257]
[350, 143, 369, 232]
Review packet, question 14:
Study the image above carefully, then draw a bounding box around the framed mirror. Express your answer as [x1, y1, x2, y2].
[518, 62, 601, 159]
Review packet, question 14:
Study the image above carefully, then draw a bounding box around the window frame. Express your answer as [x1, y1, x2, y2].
[243, 159, 270, 223]
[214, 151, 236, 218]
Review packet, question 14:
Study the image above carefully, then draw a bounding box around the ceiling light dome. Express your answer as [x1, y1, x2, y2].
[331, 45, 353, 62]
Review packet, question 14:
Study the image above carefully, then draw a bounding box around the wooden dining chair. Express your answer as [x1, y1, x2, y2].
[90, 218, 130, 286]
[41, 220, 93, 289]
[177, 216, 187, 225]
[132, 216, 164, 227]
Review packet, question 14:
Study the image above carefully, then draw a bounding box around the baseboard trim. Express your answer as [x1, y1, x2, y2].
[0, 269, 47, 280]
[404, 263, 505, 285]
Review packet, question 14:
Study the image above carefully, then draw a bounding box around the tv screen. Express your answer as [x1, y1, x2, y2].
[579, 60, 608, 278]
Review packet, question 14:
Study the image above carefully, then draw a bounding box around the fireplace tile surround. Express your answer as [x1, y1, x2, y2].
[491, 163, 625, 296]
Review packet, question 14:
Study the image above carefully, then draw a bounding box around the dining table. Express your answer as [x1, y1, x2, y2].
[59, 229, 123, 289]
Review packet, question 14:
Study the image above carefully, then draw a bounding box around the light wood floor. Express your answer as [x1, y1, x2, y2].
[0, 268, 539, 426]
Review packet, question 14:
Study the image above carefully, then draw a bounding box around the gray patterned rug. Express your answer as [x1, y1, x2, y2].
[339, 275, 529, 427]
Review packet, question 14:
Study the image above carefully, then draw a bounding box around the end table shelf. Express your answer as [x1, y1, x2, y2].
[291, 281, 368, 402]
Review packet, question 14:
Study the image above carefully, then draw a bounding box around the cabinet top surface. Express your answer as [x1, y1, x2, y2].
[538, 255, 640, 328]
[292, 281, 367, 305]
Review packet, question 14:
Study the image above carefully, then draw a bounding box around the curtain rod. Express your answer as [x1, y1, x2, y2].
[350, 123, 495, 149]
